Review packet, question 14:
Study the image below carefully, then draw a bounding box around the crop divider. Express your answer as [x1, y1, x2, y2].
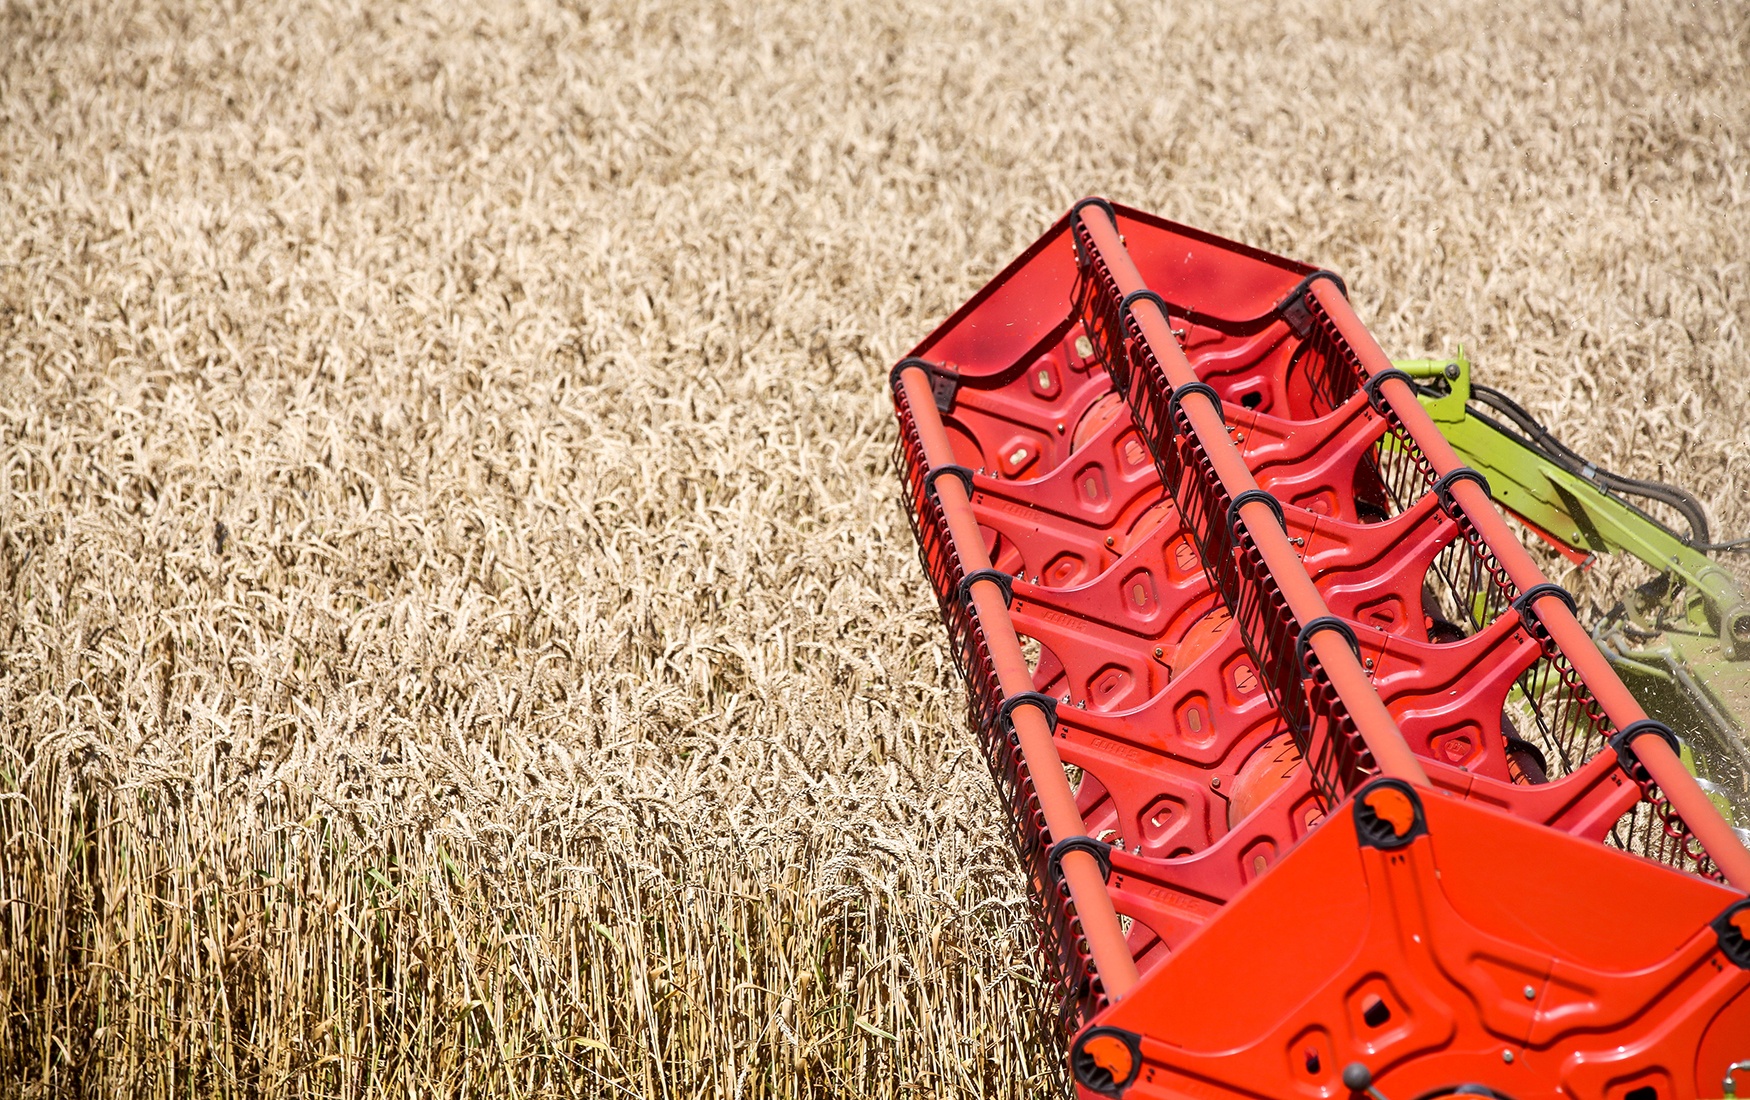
[892, 364, 1142, 1023]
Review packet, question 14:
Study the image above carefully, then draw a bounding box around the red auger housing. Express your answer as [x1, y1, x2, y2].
[889, 200, 1750, 1099]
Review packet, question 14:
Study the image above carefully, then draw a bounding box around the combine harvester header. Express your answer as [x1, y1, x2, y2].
[890, 199, 1750, 1098]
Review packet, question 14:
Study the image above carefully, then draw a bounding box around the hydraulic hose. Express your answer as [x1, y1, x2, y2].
[1465, 383, 1716, 547]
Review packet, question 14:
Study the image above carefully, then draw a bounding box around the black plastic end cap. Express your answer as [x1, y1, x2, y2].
[1227, 489, 1286, 541]
[1048, 834, 1114, 883]
[1608, 718, 1681, 785]
[997, 691, 1058, 737]
[1275, 270, 1348, 337]
[1433, 466, 1492, 515]
[1353, 777, 1428, 850]
[1511, 583, 1578, 633]
[923, 464, 974, 500]
[1071, 198, 1119, 265]
[1119, 288, 1171, 327]
[1297, 616, 1362, 676]
[1167, 381, 1223, 429]
[1278, 270, 1348, 309]
[1711, 898, 1750, 969]
[957, 568, 1014, 608]
[1071, 196, 1118, 228]
[889, 357, 935, 391]
[1362, 368, 1414, 416]
[1070, 1025, 1142, 1096]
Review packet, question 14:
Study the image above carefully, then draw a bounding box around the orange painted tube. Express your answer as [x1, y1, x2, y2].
[1307, 280, 1750, 889]
[896, 364, 1143, 997]
[1075, 205, 1429, 788]
[1240, 508, 1430, 784]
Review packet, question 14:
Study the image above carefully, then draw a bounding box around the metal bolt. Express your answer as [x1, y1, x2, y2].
[1154, 647, 1164, 659]
[1502, 1051, 1515, 1064]
[1210, 777, 1222, 790]
[1522, 985, 1535, 1000]
[1105, 536, 1116, 548]
[1444, 361, 1460, 380]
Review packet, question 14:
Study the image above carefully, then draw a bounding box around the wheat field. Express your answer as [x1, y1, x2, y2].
[2, 0, 1747, 1097]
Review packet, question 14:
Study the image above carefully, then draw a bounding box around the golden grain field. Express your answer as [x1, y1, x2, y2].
[2, 0, 1748, 1096]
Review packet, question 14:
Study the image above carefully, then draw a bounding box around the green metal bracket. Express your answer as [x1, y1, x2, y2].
[1396, 351, 1750, 827]
[1399, 351, 1742, 633]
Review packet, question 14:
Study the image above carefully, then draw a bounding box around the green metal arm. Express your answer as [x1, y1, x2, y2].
[1400, 352, 1746, 639]
[1396, 351, 1750, 828]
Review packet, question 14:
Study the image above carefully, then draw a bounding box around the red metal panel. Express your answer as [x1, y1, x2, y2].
[1084, 783, 1749, 1100]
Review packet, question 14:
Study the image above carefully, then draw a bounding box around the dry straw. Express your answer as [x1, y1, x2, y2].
[2, 0, 1747, 1096]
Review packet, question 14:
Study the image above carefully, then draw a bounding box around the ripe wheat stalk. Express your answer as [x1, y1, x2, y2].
[3, 0, 1747, 1096]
